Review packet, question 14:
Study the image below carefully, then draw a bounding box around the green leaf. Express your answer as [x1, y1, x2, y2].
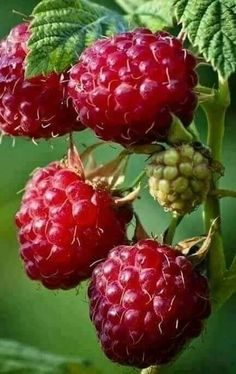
[213, 275, 236, 311]
[230, 255, 236, 274]
[117, 0, 173, 30]
[134, 1, 173, 30]
[0, 340, 99, 374]
[26, 0, 128, 78]
[172, 0, 236, 79]
[115, 0, 143, 13]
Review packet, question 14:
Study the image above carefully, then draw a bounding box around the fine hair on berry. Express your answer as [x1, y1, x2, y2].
[0, 23, 83, 139]
[15, 162, 132, 290]
[89, 239, 211, 368]
[69, 28, 198, 146]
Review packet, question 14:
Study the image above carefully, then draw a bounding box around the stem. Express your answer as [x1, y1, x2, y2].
[196, 85, 217, 104]
[69, 132, 74, 150]
[202, 75, 230, 291]
[203, 77, 230, 160]
[196, 85, 216, 95]
[165, 214, 183, 245]
[211, 189, 236, 199]
[141, 365, 171, 374]
[141, 366, 160, 374]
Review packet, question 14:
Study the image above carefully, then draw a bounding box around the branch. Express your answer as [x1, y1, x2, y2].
[164, 214, 183, 245]
[202, 75, 230, 291]
[211, 189, 236, 199]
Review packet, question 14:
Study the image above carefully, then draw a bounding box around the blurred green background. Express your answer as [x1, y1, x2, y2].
[0, 1, 236, 373]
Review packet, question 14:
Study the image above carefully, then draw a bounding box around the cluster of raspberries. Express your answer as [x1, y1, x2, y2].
[0, 24, 198, 144]
[0, 23, 211, 369]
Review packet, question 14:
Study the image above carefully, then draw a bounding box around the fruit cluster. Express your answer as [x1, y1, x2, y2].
[1, 23, 213, 370]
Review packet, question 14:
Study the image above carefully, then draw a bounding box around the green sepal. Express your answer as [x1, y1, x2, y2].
[167, 116, 193, 144]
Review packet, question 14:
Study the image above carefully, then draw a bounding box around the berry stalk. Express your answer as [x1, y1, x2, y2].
[211, 189, 236, 199]
[141, 366, 160, 374]
[164, 214, 183, 245]
[202, 75, 230, 302]
[141, 364, 172, 374]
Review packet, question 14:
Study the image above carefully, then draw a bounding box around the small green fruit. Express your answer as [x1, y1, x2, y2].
[146, 144, 213, 214]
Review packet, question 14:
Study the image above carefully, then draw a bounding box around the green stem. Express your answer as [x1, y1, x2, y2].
[202, 75, 230, 292]
[165, 214, 183, 245]
[196, 85, 216, 95]
[211, 189, 236, 199]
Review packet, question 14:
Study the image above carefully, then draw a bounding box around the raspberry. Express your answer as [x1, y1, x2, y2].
[0, 23, 83, 139]
[68, 28, 198, 146]
[146, 144, 213, 214]
[15, 162, 132, 290]
[89, 239, 211, 368]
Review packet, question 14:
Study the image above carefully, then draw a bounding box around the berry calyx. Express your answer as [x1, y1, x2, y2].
[15, 158, 132, 290]
[0, 23, 83, 139]
[68, 28, 198, 146]
[146, 144, 213, 214]
[89, 239, 211, 368]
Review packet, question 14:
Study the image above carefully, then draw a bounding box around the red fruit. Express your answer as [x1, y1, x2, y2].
[16, 162, 132, 290]
[68, 29, 198, 146]
[0, 23, 83, 138]
[89, 239, 210, 368]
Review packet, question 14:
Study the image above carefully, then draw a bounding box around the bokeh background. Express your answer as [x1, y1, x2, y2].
[0, 1, 236, 373]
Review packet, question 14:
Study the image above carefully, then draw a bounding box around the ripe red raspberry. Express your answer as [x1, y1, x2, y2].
[15, 162, 132, 290]
[89, 239, 210, 368]
[68, 28, 198, 146]
[0, 23, 83, 139]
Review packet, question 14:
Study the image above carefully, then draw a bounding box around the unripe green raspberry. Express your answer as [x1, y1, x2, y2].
[146, 144, 213, 214]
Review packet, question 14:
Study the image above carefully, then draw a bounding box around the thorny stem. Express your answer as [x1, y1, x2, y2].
[202, 75, 230, 294]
